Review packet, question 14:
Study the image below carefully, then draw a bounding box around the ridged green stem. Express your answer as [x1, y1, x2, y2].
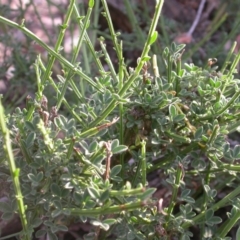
[56, 1, 93, 109]
[64, 200, 145, 216]
[0, 16, 103, 96]
[216, 207, 240, 238]
[0, 101, 30, 240]
[42, 0, 75, 85]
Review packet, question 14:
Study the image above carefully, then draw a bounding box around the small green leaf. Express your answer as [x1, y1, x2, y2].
[89, 0, 94, 8]
[67, 118, 75, 129]
[181, 234, 191, 240]
[54, 117, 64, 128]
[53, 200, 62, 209]
[207, 216, 222, 226]
[112, 145, 128, 154]
[112, 93, 122, 101]
[89, 141, 98, 152]
[149, 31, 158, 45]
[36, 172, 43, 182]
[35, 229, 47, 238]
[111, 176, 122, 182]
[0, 202, 12, 212]
[47, 231, 58, 240]
[140, 188, 156, 200]
[32, 218, 42, 228]
[166, 131, 191, 143]
[236, 225, 240, 239]
[130, 216, 138, 223]
[73, 192, 82, 203]
[100, 189, 110, 203]
[85, 199, 97, 208]
[25, 121, 35, 131]
[181, 189, 191, 197]
[173, 114, 185, 122]
[1, 212, 14, 221]
[91, 220, 109, 231]
[179, 69, 186, 77]
[26, 132, 36, 147]
[88, 187, 100, 199]
[62, 189, 70, 198]
[215, 81, 221, 88]
[142, 56, 151, 62]
[233, 145, 240, 159]
[79, 111, 88, 119]
[205, 209, 214, 220]
[102, 218, 117, 225]
[92, 154, 105, 165]
[51, 183, 62, 197]
[51, 209, 62, 218]
[144, 93, 152, 102]
[183, 196, 195, 204]
[56, 224, 68, 232]
[110, 165, 122, 177]
[195, 127, 203, 139]
[28, 173, 37, 183]
[169, 105, 177, 118]
[111, 139, 119, 150]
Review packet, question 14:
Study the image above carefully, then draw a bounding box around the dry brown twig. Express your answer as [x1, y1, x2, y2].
[175, 0, 207, 44]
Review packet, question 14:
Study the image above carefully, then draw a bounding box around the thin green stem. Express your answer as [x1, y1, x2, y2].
[101, 0, 121, 61]
[118, 41, 125, 180]
[216, 208, 240, 238]
[108, 187, 146, 197]
[100, 0, 129, 78]
[216, 89, 240, 116]
[89, 0, 164, 128]
[99, 39, 118, 84]
[131, 140, 147, 187]
[166, 165, 182, 227]
[64, 200, 146, 216]
[42, 0, 75, 85]
[223, 50, 240, 92]
[25, 59, 44, 120]
[66, 137, 75, 160]
[167, 52, 172, 83]
[141, 140, 147, 186]
[91, 0, 100, 47]
[220, 41, 237, 74]
[207, 124, 219, 147]
[200, 164, 211, 239]
[37, 56, 87, 127]
[181, 185, 240, 229]
[214, 22, 240, 70]
[0, 16, 102, 94]
[0, 101, 30, 240]
[56, 2, 93, 109]
[73, 4, 105, 72]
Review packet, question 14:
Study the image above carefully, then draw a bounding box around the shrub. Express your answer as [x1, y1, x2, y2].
[1, 1, 240, 239]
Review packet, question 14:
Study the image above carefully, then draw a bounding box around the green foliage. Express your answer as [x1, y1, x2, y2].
[1, 0, 240, 239]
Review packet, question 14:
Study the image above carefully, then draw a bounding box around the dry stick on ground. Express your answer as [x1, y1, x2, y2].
[187, 0, 207, 36]
[175, 0, 207, 43]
